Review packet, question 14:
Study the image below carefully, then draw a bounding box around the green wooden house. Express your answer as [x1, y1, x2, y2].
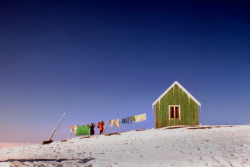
[153, 81, 201, 128]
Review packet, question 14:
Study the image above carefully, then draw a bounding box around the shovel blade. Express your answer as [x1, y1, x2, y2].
[42, 140, 53, 145]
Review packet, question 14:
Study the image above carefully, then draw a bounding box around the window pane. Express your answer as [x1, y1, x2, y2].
[175, 107, 178, 118]
[175, 108, 179, 118]
[170, 107, 174, 118]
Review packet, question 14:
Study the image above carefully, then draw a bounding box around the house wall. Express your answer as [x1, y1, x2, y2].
[154, 84, 200, 128]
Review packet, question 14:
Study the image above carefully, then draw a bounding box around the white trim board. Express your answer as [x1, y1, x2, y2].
[152, 81, 201, 107]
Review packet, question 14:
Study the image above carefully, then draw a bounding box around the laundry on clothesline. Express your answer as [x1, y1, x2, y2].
[109, 119, 120, 127]
[76, 125, 90, 136]
[134, 113, 146, 122]
[70, 125, 78, 135]
[121, 116, 135, 124]
[71, 113, 147, 136]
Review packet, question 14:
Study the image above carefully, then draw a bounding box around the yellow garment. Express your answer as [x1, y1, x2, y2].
[109, 119, 120, 127]
[134, 113, 146, 122]
[70, 125, 78, 135]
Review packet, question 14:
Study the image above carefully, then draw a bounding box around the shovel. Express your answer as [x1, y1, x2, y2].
[42, 112, 66, 144]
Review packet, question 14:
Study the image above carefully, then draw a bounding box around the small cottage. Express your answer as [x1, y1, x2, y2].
[153, 81, 201, 128]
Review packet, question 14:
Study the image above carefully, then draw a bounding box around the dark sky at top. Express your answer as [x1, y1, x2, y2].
[0, 0, 250, 142]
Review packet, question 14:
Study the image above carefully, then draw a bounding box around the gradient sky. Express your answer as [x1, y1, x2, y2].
[0, 0, 249, 143]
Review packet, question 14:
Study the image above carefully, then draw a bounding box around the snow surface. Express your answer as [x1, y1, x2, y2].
[0, 125, 249, 167]
[0, 143, 31, 148]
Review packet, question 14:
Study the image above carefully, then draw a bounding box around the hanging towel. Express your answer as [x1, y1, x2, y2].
[70, 125, 78, 135]
[76, 125, 90, 136]
[134, 113, 146, 122]
[121, 116, 134, 124]
[121, 117, 128, 124]
[109, 119, 120, 127]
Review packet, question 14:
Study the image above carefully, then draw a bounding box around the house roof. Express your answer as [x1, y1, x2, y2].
[152, 81, 201, 107]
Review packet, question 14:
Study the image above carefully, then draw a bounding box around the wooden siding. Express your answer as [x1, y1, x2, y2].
[154, 84, 200, 128]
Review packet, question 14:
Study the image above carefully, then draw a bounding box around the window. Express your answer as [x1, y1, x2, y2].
[169, 105, 181, 119]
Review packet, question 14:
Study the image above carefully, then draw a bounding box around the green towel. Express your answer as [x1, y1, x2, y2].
[76, 125, 90, 136]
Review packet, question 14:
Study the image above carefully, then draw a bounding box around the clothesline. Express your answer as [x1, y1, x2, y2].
[70, 113, 147, 136]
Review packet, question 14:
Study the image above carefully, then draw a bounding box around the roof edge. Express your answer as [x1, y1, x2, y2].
[152, 81, 201, 107]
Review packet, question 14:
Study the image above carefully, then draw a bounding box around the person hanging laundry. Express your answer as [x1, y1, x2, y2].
[109, 119, 120, 127]
[134, 113, 146, 122]
[97, 121, 104, 134]
[76, 125, 90, 136]
[70, 125, 78, 135]
[89, 123, 95, 135]
[121, 116, 135, 124]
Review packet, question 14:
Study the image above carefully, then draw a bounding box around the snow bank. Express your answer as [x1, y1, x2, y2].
[0, 143, 31, 148]
[0, 125, 249, 167]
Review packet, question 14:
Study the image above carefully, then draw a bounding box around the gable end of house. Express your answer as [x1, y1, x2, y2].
[152, 81, 201, 107]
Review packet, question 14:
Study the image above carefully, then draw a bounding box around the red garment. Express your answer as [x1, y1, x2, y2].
[98, 121, 104, 130]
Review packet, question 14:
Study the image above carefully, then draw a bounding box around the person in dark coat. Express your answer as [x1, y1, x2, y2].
[89, 123, 95, 135]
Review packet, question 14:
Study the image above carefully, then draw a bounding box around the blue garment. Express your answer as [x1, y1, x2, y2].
[121, 116, 135, 124]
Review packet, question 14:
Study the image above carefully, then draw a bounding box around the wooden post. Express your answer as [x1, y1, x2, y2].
[48, 113, 66, 141]
[102, 120, 108, 134]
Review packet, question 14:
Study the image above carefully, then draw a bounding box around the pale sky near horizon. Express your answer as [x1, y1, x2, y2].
[0, 0, 250, 143]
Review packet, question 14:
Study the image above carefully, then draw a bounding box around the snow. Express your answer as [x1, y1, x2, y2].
[152, 81, 201, 107]
[0, 125, 250, 167]
[0, 143, 31, 148]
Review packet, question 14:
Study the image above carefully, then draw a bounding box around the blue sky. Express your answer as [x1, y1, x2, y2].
[0, 0, 249, 143]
